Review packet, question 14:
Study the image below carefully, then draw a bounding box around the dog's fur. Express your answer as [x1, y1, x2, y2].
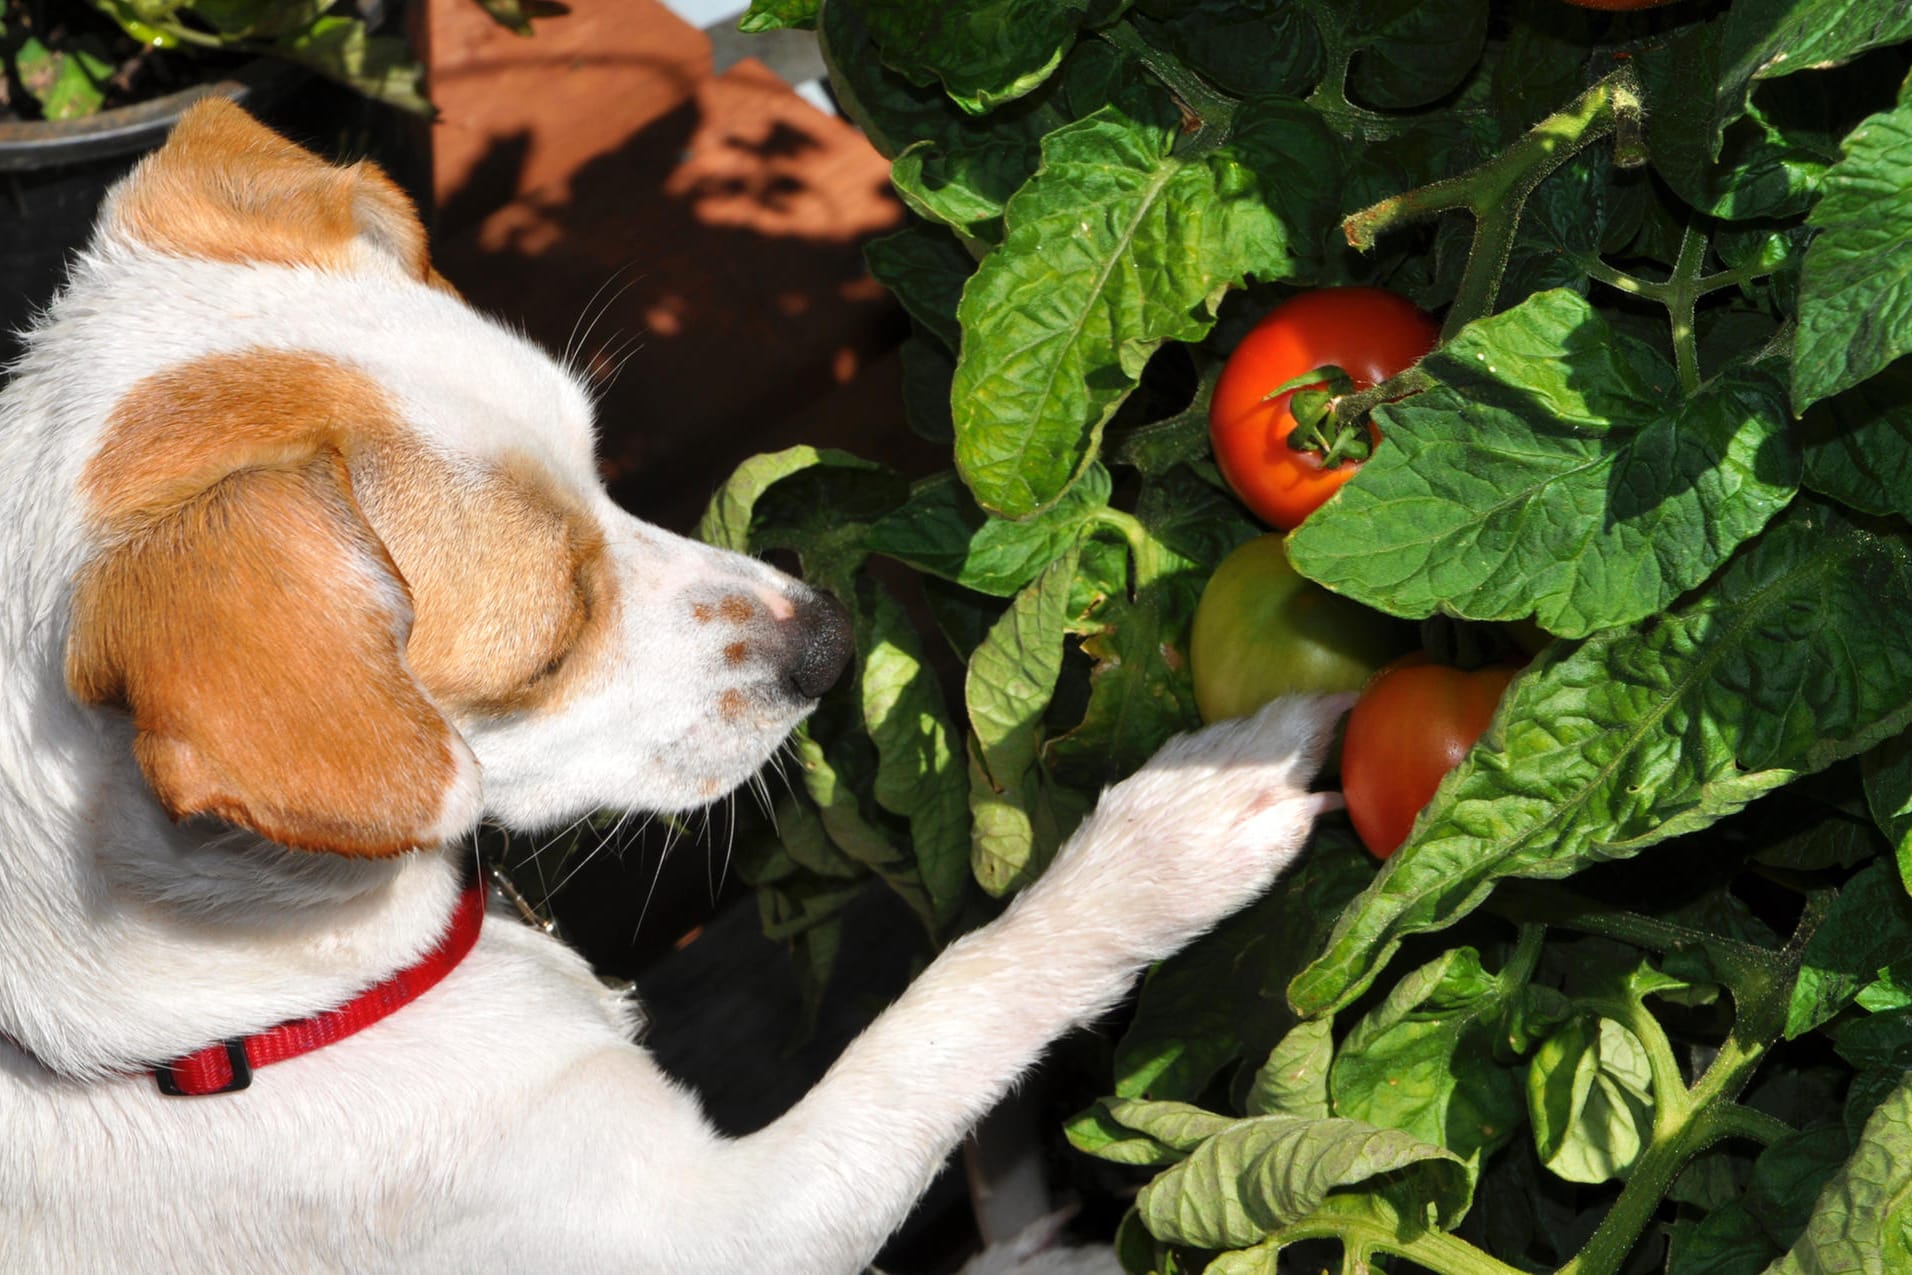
[0, 102, 1343, 1273]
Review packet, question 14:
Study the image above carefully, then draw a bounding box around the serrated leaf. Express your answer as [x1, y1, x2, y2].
[860, 588, 969, 930]
[1066, 1102, 1192, 1167]
[860, 0, 1096, 113]
[1330, 947, 1526, 1162]
[1291, 503, 1912, 1017]
[697, 446, 904, 596]
[16, 35, 112, 120]
[1135, 1114, 1468, 1250]
[1344, 0, 1489, 112]
[1526, 1016, 1654, 1185]
[867, 466, 1110, 597]
[1766, 1069, 1912, 1274]
[1287, 291, 1800, 638]
[1794, 80, 1912, 412]
[1246, 1019, 1333, 1119]
[1787, 859, 1912, 1037]
[1715, 0, 1912, 146]
[1047, 474, 1258, 787]
[1106, 1098, 1237, 1153]
[953, 99, 1337, 518]
[1129, 0, 1321, 99]
[864, 222, 974, 353]
[966, 549, 1078, 894]
[1800, 363, 1912, 520]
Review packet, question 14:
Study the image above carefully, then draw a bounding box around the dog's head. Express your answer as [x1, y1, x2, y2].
[8, 100, 848, 860]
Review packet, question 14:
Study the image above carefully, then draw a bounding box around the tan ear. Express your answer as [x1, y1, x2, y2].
[104, 98, 431, 281]
[67, 451, 480, 857]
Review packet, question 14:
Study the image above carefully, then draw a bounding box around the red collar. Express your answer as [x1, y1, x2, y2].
[154, 874, 488, 1096]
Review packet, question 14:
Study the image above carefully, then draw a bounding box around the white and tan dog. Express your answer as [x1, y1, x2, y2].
[0, 102, 1344, 1273]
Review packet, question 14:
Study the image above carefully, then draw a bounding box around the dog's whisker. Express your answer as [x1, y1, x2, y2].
[562, 263, 641, 373]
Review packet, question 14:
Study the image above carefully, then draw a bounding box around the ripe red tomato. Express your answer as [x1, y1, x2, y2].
[1190, 534, 1416, 724]
[1342, 656, 1518, 859]
[1209, 288, 1438, 530]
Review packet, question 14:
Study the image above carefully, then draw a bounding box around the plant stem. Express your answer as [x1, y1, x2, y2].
[1262, 1212, 1530, 1275]
[1327, 365, 1432, 435]
[1552, 893, 1831, 1275]
[1099, 21, 1236, 146]
[1342, 68, 1644, 342]
[1093, 507, 1170, 592]
[1666, 222, 1709, 395]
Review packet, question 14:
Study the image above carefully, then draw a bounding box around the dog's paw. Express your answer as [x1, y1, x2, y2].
[1039, 692, 1353, 960]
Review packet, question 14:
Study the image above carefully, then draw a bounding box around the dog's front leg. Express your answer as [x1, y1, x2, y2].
[680, 693, 1349, 1273]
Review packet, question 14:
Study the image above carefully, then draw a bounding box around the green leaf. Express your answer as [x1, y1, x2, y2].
[278, 19, 431, 116]
[898, 334, 957, 443]
[1246, 1019, 1333, 1119]
[866, 466, 1111, 597]
[1794, 79, 1912, 412]
[1525, 1016, 1654, 1185]
[1046, 475, 1257, 788]
[1330, 947, 1526, 1163]
[860, 0, 1097, 114]
[1799, 363, 1912, 521]
[1787, 859, 1912, 1037]
[470, 0, 570, 35]
[1066, 1101, 1202, 1167]
[15, 35, 112, 120]
[1134, 1114, 1468, 1250]
[1643, 21, 1837, 224]
[697, 446, 904, 596]
[953, 98, 1337, 518]
[739, 0, 818, 33]
[1106, 1098, 1238, 1152]
[860, 587, 970, 930]
[864, 223, 974, 353]
[1343, 0, 1490, 113]
[1865, 731, 1912, 896]
[1128, 0, 1321, 99]
[966, 550, 1080, 894]
[1287, 291, 1801, 638]
[1767, 1069, 1912, 1274]
[1291, 503, 1912, 1017]
[1668, 1201, 1780, 1275]
[789, 726, 933, 923]
[1715, 0, 1912, 145]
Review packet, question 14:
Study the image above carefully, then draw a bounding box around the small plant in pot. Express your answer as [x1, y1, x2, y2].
[0, 0, 563, 359]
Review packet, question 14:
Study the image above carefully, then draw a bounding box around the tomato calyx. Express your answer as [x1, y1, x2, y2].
[1269, 364, 1373, 468]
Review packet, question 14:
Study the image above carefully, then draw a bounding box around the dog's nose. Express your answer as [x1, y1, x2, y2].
[787, 592, 853, 700]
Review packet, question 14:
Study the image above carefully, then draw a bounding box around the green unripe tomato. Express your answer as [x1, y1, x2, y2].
[1190, 534, 1416, 723]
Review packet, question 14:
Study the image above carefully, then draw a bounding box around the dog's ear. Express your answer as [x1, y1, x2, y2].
[65, 361, 482, 858]
[102, 97, 432, 283]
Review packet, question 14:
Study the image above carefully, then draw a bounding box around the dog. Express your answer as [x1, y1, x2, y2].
[0, 101, 1345, 1273]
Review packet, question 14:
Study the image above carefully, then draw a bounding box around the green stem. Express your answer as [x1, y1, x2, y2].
[1667, 222, 1708, 395]
[1552, 894, 1832, 1275]
[1326, 365, 1433, 435]
[1261, 1212, 1529, 1275]
[1099, 21, 1237, 146]
[1093, 508, 1171, 591]
[1342, 68, 1643, 342]
[1583, 993, 1693, 1128]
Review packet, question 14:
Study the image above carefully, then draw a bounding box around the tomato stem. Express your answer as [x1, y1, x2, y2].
[1667, 221, 1708, 396]
[1100, 21, 1236, 150]
[1343, 68, 1644, 343]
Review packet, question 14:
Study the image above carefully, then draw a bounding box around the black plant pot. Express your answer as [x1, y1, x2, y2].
[0, 48, 432, 368]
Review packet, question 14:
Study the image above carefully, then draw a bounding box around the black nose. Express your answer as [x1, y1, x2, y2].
[787, 592, 854, 699]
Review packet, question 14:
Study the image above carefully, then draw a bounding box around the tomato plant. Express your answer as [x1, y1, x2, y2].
[1342, 656, 1519, 858]
[1208, 288, 1438, 529]
[1191, 534, 1415, 723]
[679, 3, 1912, 1273]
